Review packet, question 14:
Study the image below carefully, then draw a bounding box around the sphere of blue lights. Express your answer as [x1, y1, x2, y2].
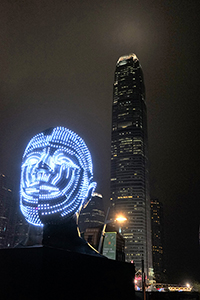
[20, 127, 96, 226]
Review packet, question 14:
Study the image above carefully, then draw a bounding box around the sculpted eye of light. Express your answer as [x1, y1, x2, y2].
[20, 127, 96, 226]
[53, 151, 79, 168]
[23, 153, 41, 167]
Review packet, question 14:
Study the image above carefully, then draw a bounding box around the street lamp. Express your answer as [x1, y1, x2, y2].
[115, 215, 127, 233]
[98, 208, 127, 253]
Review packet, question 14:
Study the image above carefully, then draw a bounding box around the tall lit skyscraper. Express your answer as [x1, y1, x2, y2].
[151, 199, 166, 282]
[110, 54, 152, 277]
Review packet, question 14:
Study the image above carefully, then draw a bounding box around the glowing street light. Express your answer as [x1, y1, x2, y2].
[115, 215, 127, 222]
[98, 209, 127, 253]
[115, 214, 127, 233]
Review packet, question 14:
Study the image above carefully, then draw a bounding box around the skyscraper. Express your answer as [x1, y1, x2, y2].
[110, 54, 152, 277]
[151, 199, 166, 282]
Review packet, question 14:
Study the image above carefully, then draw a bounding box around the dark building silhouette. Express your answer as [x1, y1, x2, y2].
[0, 173, 15, 248]
[0, 173, 29, 248]
[151, 199, 166, 282]
[13, 215, 30, 247]
[83, 226, 102, 250]
[110, 54, 152, 278]
[79, 193, 105, 233]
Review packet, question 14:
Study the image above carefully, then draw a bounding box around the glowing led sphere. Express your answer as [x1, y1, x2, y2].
[20, 127, 96, 226]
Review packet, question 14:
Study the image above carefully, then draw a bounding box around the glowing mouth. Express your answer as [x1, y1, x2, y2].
[25, 185, 59, 195]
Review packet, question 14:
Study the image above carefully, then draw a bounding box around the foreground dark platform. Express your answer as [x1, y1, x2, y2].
[0, 246, 135, 300]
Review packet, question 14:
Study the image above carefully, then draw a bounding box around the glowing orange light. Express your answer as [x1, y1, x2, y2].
[115, 215, 127, 222]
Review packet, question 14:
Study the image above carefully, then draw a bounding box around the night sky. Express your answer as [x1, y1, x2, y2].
[0, 0, 199, 283]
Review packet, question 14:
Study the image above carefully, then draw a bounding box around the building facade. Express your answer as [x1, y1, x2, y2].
[151, 199, 166, 282]
[13, 214, 29, 247]
[79, 193, 105, 233]
[110, 54, 152, 277]
[83, 226, 102, 250]
[0, 173, 29, 248]
[0, 173, 15, 248]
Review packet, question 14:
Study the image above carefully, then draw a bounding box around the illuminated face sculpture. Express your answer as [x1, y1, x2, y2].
[20, 127, 96, 226]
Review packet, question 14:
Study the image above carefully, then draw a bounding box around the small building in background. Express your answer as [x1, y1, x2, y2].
[0, 173, 15, 248]
[83, 223, 125, 262]
[0, 173, 29, 248]
[79, 193, 105, 233]
[13, 215, 29, 247]
[83, 226, 102, 250]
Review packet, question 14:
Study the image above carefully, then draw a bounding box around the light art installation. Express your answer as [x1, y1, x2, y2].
[20, 127, 96, 226]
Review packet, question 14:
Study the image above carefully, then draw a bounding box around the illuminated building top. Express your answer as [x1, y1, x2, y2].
[117, 53, 138, 65]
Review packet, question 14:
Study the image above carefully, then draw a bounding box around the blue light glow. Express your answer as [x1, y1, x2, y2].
[20, 127, 96, 226]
